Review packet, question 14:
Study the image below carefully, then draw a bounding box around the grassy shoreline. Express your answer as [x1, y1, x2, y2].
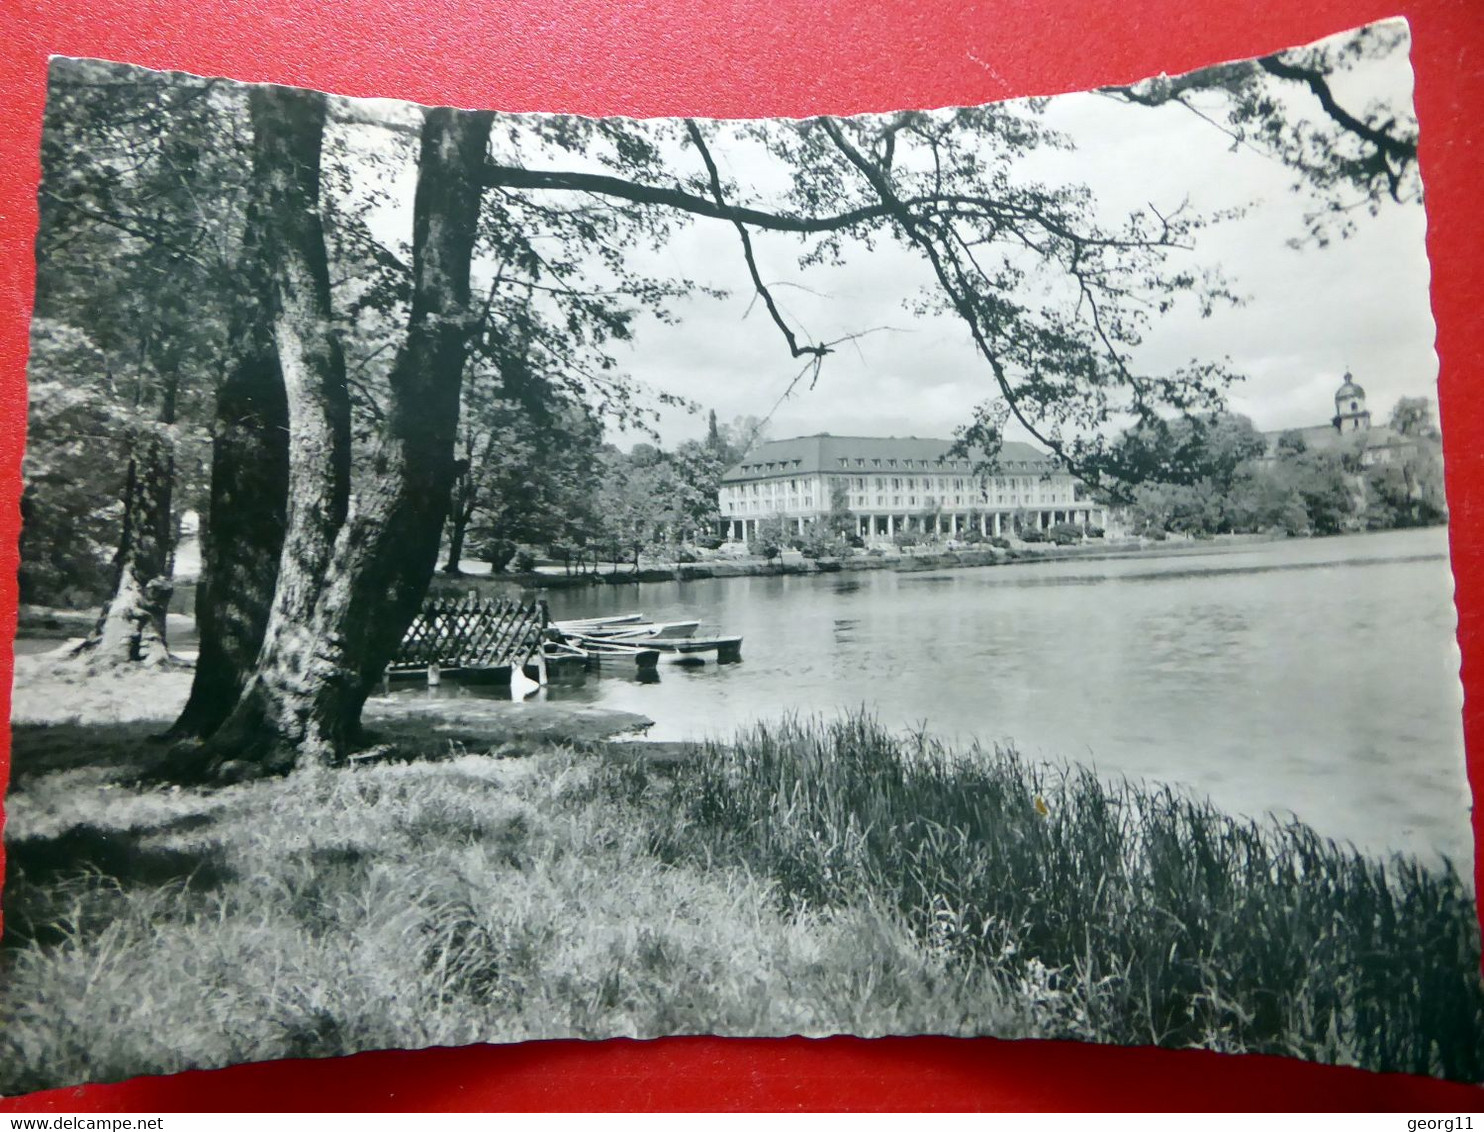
[2, 702, 1481, 1092]
[424, 533, 1286, 596]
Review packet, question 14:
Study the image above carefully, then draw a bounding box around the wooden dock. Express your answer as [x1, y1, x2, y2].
[389, 595, 548, 678]
[390, 602, 741, 687]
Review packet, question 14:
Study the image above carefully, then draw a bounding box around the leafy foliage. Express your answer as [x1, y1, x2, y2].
[1113, 408, 1446, 537]
[25, 61, 243, 606]
[684, 105, 1247, 483]
[1105, 22, 1420, 245]
[22, 324, 128, 605]
[446, 341, 605, 574]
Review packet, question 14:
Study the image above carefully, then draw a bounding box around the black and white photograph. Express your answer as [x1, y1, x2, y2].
[3, 17, 1478, 1092]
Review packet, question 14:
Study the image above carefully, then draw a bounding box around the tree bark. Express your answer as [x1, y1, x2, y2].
[443, 501, 472, 574]
[86, 424, 175, 667]
[443, 458, 475, 574]
[190, 84, 353, 774]
[170, 98, 290, 739]
[331, 106, 494, 714]
[196, 103, 491, 777]
[81, 333, 180, 669]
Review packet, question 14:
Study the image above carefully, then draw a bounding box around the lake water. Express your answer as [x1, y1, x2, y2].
[475, 527, 1470, 863]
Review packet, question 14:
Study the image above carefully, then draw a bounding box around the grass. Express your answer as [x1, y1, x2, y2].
[2, 710, 1481, 1093]
[0, 722, 1027, 1095]
[653, 716, 1484, 1079]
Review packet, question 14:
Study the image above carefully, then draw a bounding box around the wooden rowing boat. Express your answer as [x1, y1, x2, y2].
[577, 619, 701, 641]
[540, 639, 592, 675]
[575, 638, 661, 668]
[647, 634, 743, 659]
[654, 634, 742, 654]
[568, 632, 741, 660]
[553, 613, 645, 632]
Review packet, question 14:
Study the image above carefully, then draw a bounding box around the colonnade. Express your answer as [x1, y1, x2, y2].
[724, 509, 1106, 543]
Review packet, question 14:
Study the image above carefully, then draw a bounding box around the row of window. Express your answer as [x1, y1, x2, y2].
[729, 499, 1100, 517]
[838, 475, 1052, 492]
[722, 493, 1074, 513]
[832, 457, 1050, 472]
[724, 474, 1063, 498]
[736, 459, 805, 474]
[726, 496, 1090, 515]
[733, 457, 1056, 476]
[850, 495, 1060, 508]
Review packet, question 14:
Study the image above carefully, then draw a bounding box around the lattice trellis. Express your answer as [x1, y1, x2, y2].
[391, 595, 548, 672]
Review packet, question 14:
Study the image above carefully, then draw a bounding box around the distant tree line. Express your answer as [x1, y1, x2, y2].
[437, 410, 770, 575]
[1112, 397, 1446, 539]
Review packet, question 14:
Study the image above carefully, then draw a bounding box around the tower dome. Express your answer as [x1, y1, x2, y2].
[1333, 371, 1371, 433]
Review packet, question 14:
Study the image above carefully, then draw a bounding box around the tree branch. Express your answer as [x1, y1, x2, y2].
[1104, 48, 1417, 204]
[817, 117, 1075, 472]
[1256, 54, 1416, 165]
[1256, 53, 1414, 200]
[684, 120, 830, 361]
[484, 161, 890, 233]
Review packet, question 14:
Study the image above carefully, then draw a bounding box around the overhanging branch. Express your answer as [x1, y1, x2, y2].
[1104, 49, 1417, 203]
[483, 161, 889, 233]
[684, 120, 830, 361]
[817, 117, 1077, 474]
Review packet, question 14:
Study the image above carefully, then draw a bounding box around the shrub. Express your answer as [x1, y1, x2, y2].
[1020, 530, 1048, 543]
[694, 535, 722, 550]
[479, 539, 518, 573]
[1049, 522, 1082, 546]
[748, 539, 781, 561]
[512, 549, 537, 573]
[676, 549, 699, 564]
[989, 536, 1011, 550]
[1085, 526, 1105, 538]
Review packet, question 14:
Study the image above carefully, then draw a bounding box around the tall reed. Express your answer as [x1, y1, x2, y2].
[654, 714, 1484, 1078]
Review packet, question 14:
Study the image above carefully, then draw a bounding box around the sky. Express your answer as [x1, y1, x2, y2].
[349, 20, 1435, 452]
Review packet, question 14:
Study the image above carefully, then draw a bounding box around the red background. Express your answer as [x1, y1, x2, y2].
[1, 0, 1482, 1112]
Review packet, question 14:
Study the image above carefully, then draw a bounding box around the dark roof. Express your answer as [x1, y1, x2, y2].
[721, 434, 1062, 483]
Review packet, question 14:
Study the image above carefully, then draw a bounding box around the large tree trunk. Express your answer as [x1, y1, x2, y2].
[328, 105, 495, 729]
[81, 342, 180, 669]
[190, 84, 352, 775]
[170, 104, 290, 739]
[86, 423, 175, 667]
[196, 103, 490, 778]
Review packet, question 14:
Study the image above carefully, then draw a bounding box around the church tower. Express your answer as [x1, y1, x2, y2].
[1333, 372, 1371, 433]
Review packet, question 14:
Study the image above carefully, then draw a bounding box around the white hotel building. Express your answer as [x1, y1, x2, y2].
[719, 434, 1108, 544]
